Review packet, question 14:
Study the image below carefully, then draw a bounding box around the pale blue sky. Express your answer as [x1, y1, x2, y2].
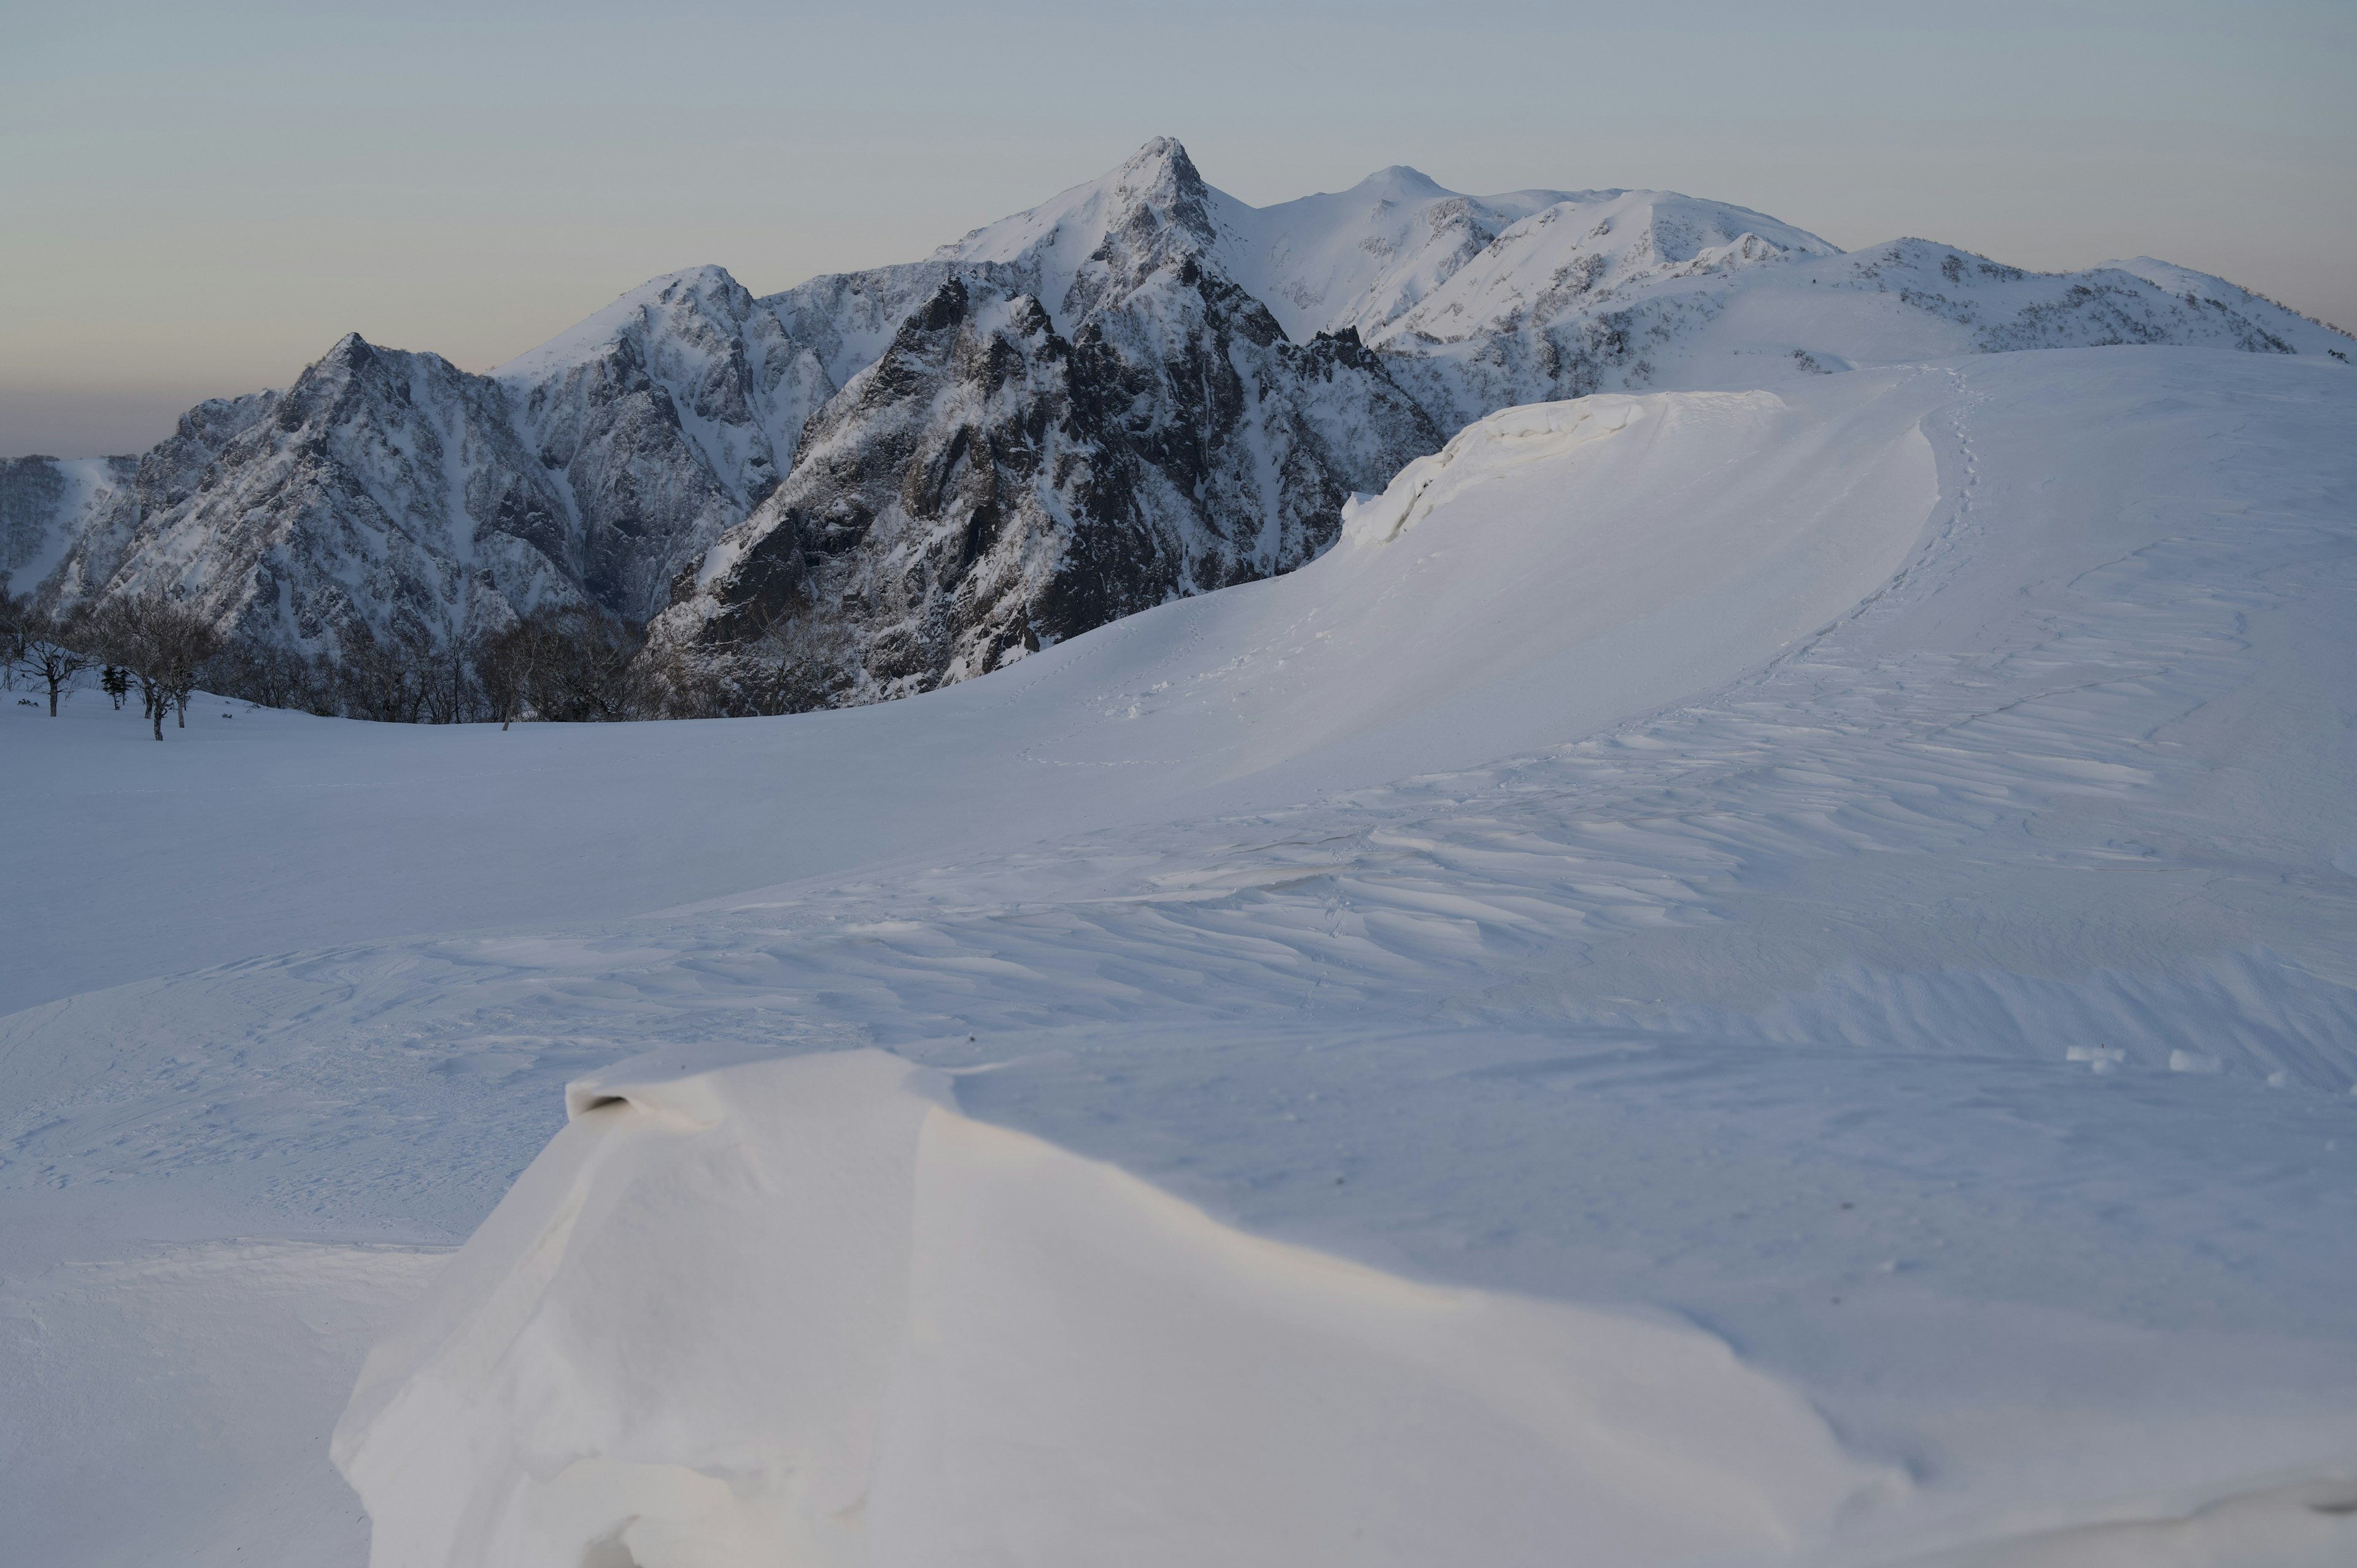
[5, 0, 2351, 455]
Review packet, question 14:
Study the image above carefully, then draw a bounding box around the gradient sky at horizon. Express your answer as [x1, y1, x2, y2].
[5, 0, 2352, 457]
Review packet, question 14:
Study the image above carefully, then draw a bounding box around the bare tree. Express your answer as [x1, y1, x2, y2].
[15, 608, 95, 716]
[719, 593, 860, 717]
[207, 639, 326, 713]
[337, 624, 432, 724]
[0, 573, 25, 690]
[473, 622, 533, 730]
[90, 592, 225, 740]
[2, 571, 99, 715]
[539, 608, 644, 722]
[476, 606, 644, 725]
[626, 591, 857, 720]
[2, 575, 96, 717]
[629, 622, 721, 719]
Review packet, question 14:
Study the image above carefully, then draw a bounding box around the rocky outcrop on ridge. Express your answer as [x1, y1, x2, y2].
[654, 145, 1442, 708]
[35, 338, 586, 652]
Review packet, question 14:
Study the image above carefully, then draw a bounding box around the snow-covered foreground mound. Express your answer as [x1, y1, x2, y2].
[336, 1049, 1883, 1568]
[6, 347, 2357, 1567]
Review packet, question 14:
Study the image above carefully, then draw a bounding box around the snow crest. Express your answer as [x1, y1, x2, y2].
[1341, 394, 1658, 546]
[333, 1049, 1887, 1568]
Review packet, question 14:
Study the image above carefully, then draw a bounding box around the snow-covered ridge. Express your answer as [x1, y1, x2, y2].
[1339, 394, 1659, 546]
[1260, 183, 1839, 350]
[333, 1049, 1887, 1568]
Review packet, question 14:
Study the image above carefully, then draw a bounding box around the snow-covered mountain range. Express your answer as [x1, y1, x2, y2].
[9, 138, 2347, 706]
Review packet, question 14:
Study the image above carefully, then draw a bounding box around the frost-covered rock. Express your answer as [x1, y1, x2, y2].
[660, 144, 1441, 706]
[37, 336, 586, 655]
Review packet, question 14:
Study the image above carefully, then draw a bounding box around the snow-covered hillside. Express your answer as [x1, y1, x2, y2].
[6, 347, 2355, 1566]
[17, 139, 2347, 708]
[1, 455, 136, 592]
[36, 337, 595, 650]
[934, 139, 2345, 431]
[940, 145, 1841, 352]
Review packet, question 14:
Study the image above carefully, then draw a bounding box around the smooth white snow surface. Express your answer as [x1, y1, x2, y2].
[6, 347, 2357, 1566]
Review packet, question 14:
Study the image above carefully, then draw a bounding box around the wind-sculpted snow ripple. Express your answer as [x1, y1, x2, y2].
[7, 353, 2353, 1219]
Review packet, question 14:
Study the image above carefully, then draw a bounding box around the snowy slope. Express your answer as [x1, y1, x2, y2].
[39, 336, 589, 651]
[6, 347, 2356, 1566]
[938, 141, 1838, 352]
[1, 455, 137, 591]
[1371, 231, 2355, 430]
[1212, 165, 1576, 340]
[1243, 179, 1839, 349]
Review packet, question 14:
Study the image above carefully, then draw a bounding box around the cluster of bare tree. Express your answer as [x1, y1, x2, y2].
[1, 573, 90, 717]
[6, 577, 862, 732]
[633, 593, 865, 719]
[4, 579, 221, 738]
[194, 607, 659, 728]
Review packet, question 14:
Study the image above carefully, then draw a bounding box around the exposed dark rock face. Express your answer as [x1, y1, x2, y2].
[498, 268, 823, 619]
[663, 257, 1441, 705]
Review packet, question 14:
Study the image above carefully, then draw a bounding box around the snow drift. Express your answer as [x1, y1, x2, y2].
[970, 368, 1941, 787]
[332, 1049, 1887, 1568]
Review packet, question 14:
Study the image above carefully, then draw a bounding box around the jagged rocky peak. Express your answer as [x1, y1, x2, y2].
[283, 331, 432, 423]
[942, 136, 1228, 333]
[946, 136, 1215, 263]
[489, 265, 840, 617]
[498, 263, 803, 498]
[496, 266, 761, 390]
[36, 329, 584, 658]
[654, 243, 1444, 712]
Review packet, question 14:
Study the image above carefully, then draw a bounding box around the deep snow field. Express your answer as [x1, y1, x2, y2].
[5, 346, 2356, 1566]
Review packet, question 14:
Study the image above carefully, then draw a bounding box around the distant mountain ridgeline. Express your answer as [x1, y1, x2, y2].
[7, 138, 2348, 724]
